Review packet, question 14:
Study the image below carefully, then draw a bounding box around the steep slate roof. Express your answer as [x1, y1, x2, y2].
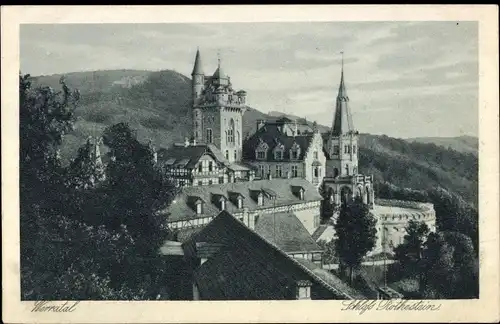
[183, 211, 362, 300]
[163, 178, 322, 223]
[331, 64, 355, 136]
[157, 144, 229, 169]
[242, 121, 315, 162]
[191, 48, 203, 75]
[255, 212, 322, 253]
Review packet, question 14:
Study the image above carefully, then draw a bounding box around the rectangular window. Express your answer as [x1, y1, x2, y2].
[196, 203, 202, 215]
[219, 177, 224, 184]
[275, 165, 282, 178]
[333, 145, 339, 155]
[208, 161, 213, 172]
[275, 151, 283, 160]
[259, 165, 265, 177]
[257, 151, 266, 160]
[344, 145, 348, 154]
[291, 165, 298, 177]
[225, 150, 229, 160]
[198, 163, 203, 173]
[353, 145, 356, 153]
[234, 150, 237, 161]
[198, 181, 203, 186]
[208, 180, 213, 185]
[348, 145, 351, 154]
[313, 151, 318, 159]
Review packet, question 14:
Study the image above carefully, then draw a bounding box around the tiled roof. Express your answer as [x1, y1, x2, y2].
[242, 122, 314, 162]
[183, 211, 362, 300]
[255, 212, 322, 253]
[162, 178, 322, 223]
[157, 143, 228, 169]
[294, 258, 366, 299]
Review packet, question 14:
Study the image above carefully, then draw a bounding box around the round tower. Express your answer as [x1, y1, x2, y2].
[191, 48, 204, 105]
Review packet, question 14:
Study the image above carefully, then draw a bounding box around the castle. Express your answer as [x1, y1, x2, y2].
[155, 48, 436, 257]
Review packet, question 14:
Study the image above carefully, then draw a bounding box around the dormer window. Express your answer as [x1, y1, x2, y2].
[255, 139, 269, 160]
[292, 186, 305, 200]
[296, 280, 312, 300]
[257, 193, 264, 206]
[290, 142, 301, 160]
[196, 201, 203, 215]
[273, 142, 285, 161]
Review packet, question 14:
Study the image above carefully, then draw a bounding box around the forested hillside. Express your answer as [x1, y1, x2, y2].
[30, 69, 478, 206]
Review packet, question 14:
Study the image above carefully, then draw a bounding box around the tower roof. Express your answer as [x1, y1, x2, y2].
[212, 54, 227, 79]
[331, 53, 355, 136]
[191, 48, 204, 76]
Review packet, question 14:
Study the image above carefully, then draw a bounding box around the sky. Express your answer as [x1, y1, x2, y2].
[20, 22, 478, 138]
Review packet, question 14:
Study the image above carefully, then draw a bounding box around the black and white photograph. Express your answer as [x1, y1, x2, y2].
[2, 5, 499, 324]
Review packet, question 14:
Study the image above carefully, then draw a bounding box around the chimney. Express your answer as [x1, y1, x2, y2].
[184, 137, 190, 147]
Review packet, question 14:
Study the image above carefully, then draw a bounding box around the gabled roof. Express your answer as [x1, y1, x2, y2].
[162, 178, 322, 223]
[183, 211, 362, 300]
[157, 144, 229, 169]
[243, 123, 315, 162]
[254, 212, 322, 253]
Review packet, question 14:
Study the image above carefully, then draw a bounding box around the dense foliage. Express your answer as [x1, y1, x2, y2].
[334, 196, 378, 283]
[20, 74, 178, 300]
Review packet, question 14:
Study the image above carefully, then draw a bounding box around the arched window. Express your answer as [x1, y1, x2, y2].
[227, 118, 235, 144]
[206, 128, 213, 143]
[333, 168, 339, 177]
[236, 131, 240, 144]
[345, 164, 349, 175]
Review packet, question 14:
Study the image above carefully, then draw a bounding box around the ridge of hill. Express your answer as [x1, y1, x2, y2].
[407, 136, 478, 156]
[29, 69, 478, 205]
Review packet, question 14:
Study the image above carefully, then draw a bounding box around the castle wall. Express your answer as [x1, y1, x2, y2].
[219, 108, 244, 163]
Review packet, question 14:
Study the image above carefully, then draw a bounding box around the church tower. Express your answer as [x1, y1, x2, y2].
[322, 53, 374, 209]
[191, 48, 247, 164]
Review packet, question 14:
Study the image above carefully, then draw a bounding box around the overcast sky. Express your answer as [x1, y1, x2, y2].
[20, 22, 478, 138]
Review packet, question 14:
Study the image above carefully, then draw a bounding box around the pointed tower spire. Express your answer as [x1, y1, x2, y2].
[338, 51, 347, 100]
[213, 49, 226, 79]
[192, 47, 203, 76]
[331, 51, 354, 136]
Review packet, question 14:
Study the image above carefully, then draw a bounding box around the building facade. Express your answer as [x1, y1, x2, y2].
[191, 49, 247, 164]
[243, 117, 326, 187]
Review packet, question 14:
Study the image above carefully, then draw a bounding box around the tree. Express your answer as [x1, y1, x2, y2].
[19, 74, 135, 300]
[421, 231, 478, 299]
[393, 220, 430, 293]
[317, 239, 338, 264]
[394, 220, 430, 274]
[334, 196, 377, 284]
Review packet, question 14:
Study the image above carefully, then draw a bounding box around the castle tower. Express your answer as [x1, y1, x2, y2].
[191, 48, 247, 164]
[322, 53, 374, 209]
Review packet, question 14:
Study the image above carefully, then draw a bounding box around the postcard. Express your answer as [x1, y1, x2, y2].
[2, 5, 499, 323]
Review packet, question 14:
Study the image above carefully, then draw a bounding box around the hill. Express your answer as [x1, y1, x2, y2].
[29, 70, 478, 205]
[407, 136, 478, 156]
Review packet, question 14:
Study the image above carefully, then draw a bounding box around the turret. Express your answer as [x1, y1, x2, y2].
[191, 48, 204, 104]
